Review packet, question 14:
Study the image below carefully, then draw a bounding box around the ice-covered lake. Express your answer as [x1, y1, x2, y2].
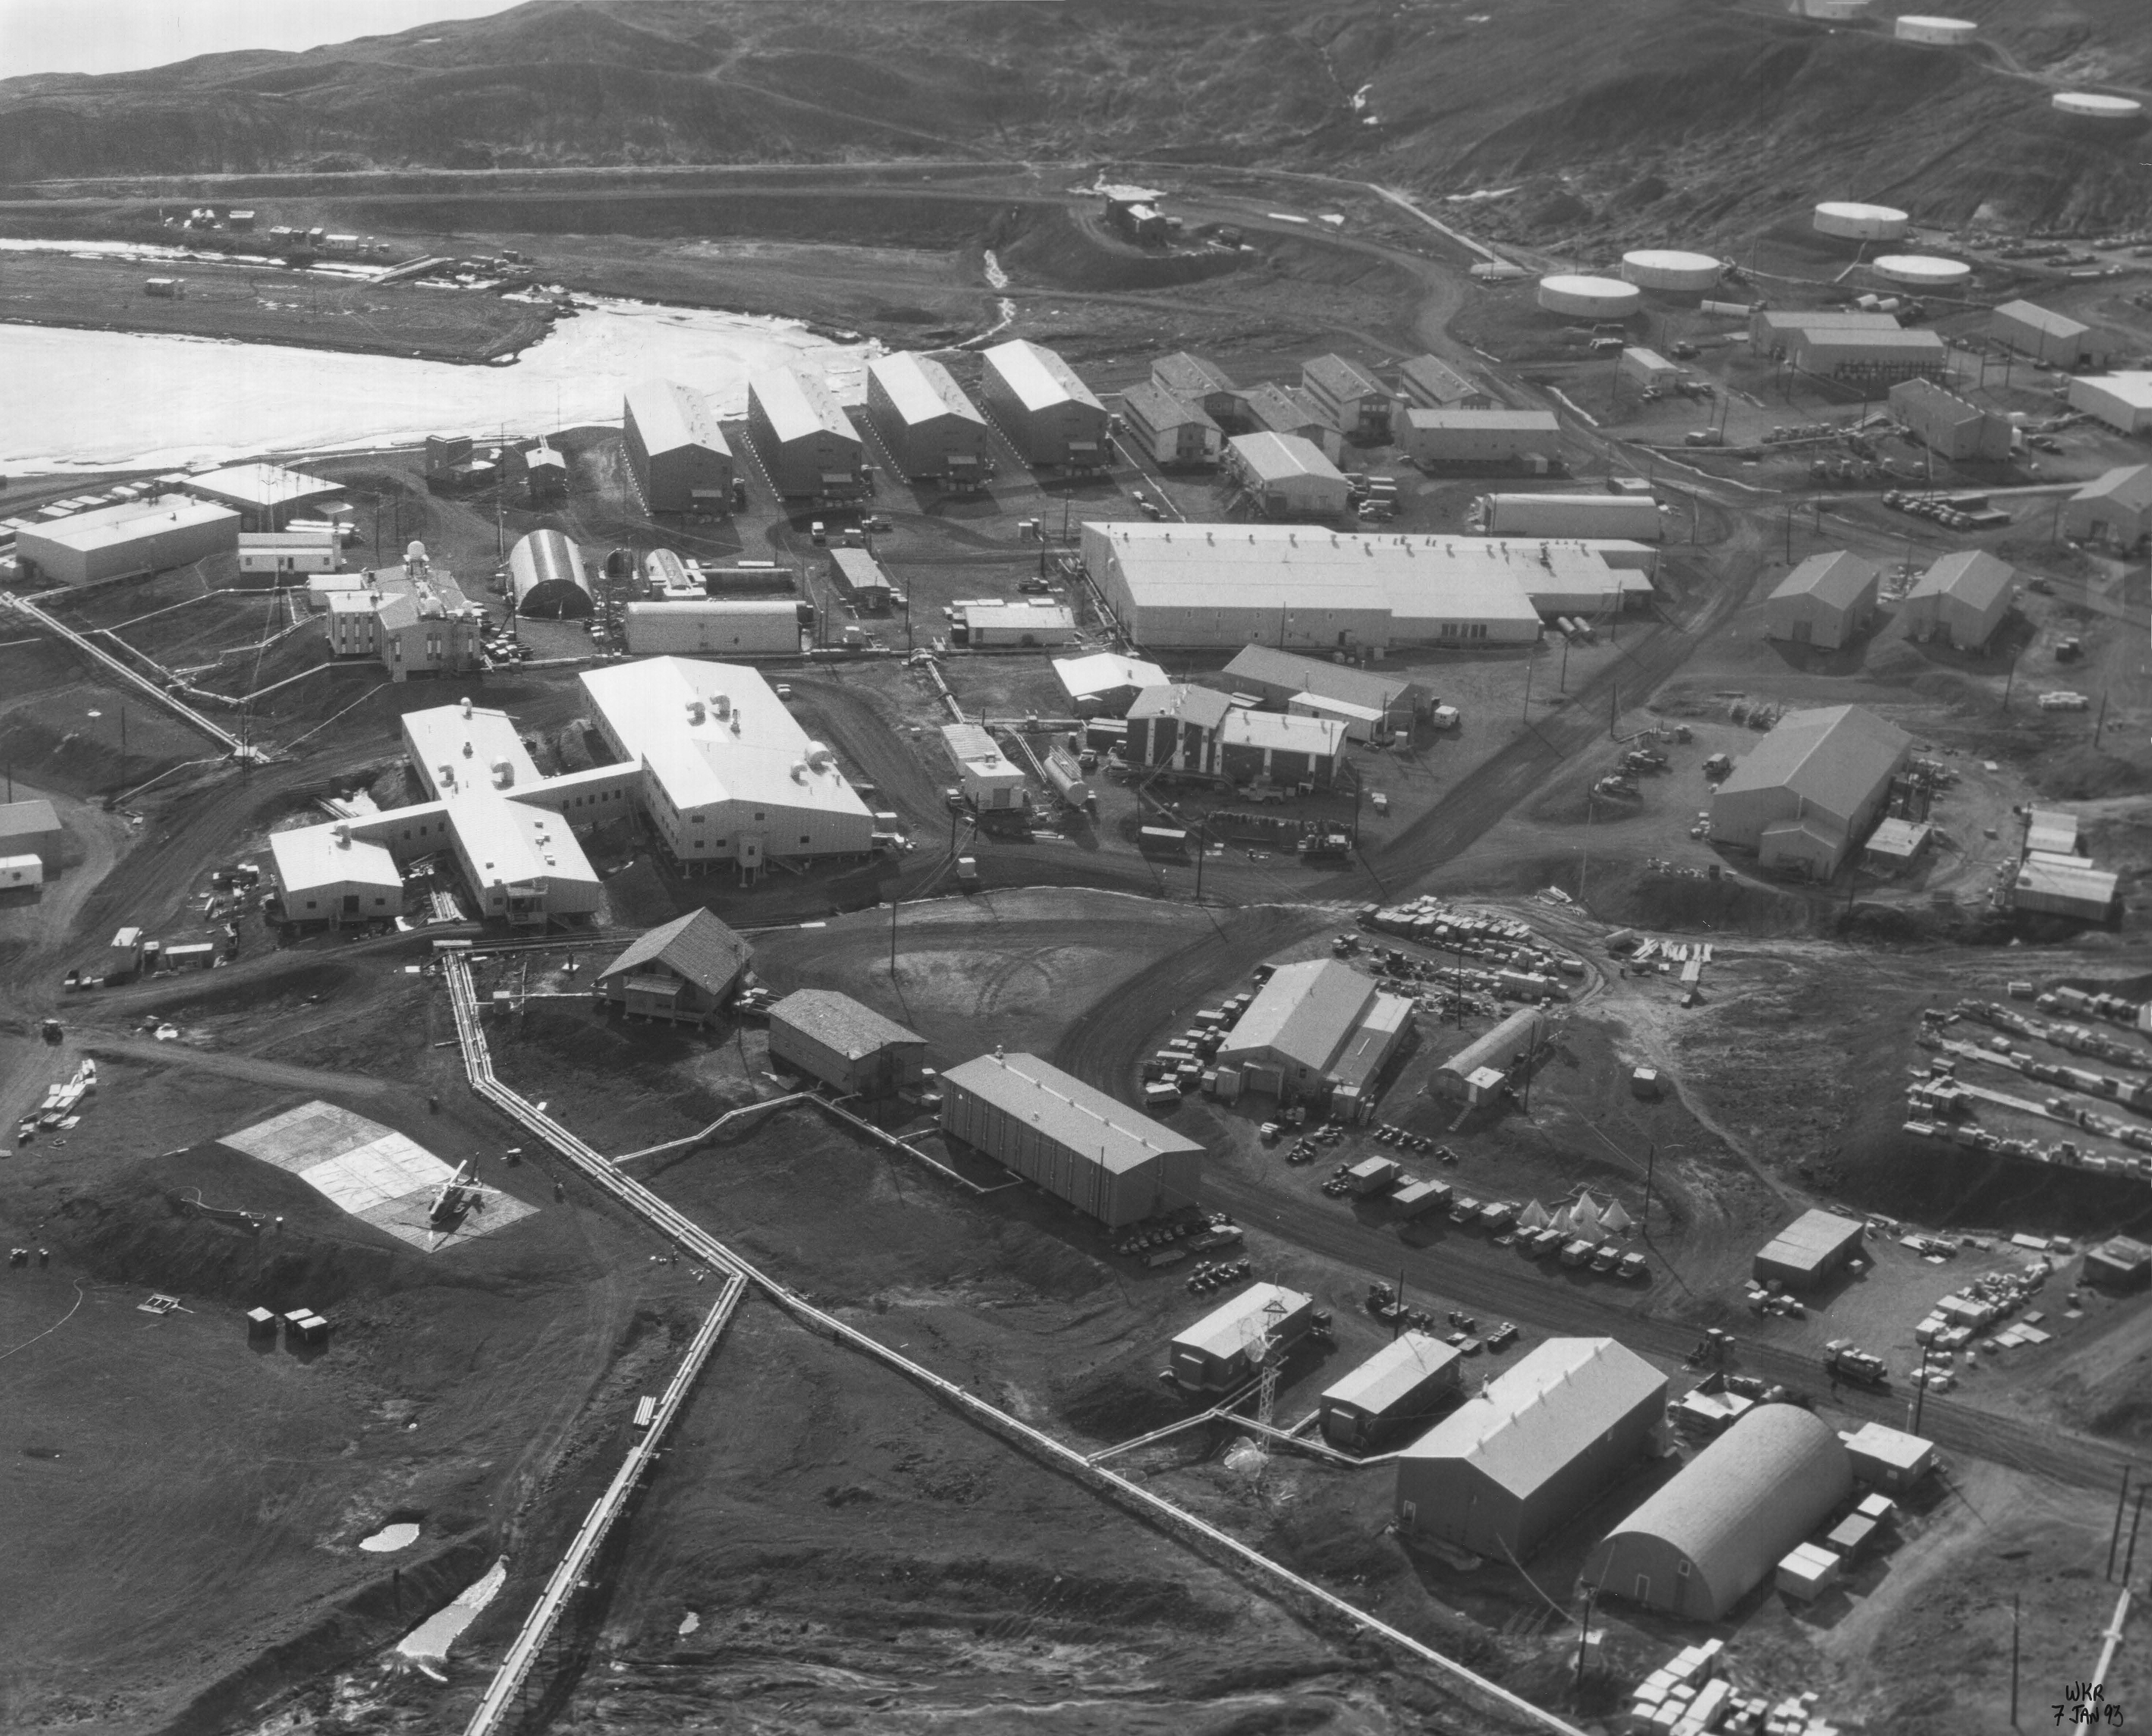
[0, 296, 879, 472]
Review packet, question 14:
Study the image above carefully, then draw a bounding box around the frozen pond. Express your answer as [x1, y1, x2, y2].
[0, 296, 877, 472]
[359, 1521, 422, 1553]
[395, 1555, 507, 1678]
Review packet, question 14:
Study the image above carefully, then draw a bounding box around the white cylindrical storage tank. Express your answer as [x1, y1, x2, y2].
[1873, 253, 1973, 288]
[2054, 92, 2144, 123]
[1814, 202, 1909, 241]
[1894, 15, 1975, 45]
[1620, 250, 1723, 292]
[1537, 275, 1643, 318]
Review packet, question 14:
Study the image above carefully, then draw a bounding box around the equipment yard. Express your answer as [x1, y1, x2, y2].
[18, 5, 2152, 1733]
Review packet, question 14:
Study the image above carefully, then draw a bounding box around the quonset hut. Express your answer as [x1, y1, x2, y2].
[508, 529, 591, 618]
[1583, 1405, 1853, 1619]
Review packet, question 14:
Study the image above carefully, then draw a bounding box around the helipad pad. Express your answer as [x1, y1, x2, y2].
[221, 1100, 535, 1251]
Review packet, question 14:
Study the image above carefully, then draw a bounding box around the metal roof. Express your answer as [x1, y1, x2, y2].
[1908, 549, 2015, 612]
[1843, 1420, 1933, 1471]
[868, 352, 985, 429]
[508, 529, 590, 610]
[625, 378, 730, 459]
[579, 657, 874, 821]
[1891, 377, 1987, 428]
[268, 824, 401, 896]
[1398, 1337, 1667, 1499]
[941, 1050, 1203, 1173]
[1173, 1282, 1312, 1364]
[769, 988, 923, 1058]
[182, 463, 337, 509]
[1757, 310, 1905, 335]
[1220, 707, 1346, 759]
[2016, 855, 2119, 906]
[1222, 646, 1424, 712]
[406, 703, 536, 797]
[1754, 1208, 1864, 1274]
[1322, 1331, 1460, 1417]
[1404, 408, 1560, 434]
[1154, 352, 1237, 397]
[1240, 381, 1326, 435]
[1994, 299, 2090, 341]
[1795, 328, 1950, 355]
[1229, 431, 1346, 487]
[599, 908, 752, 996]
[1122, 379, 1219, 434]
[1771, 551, 1878, 610]
[1220, 958, 1376, 1076]
[982, 339, 1105, 416]
[19, 494, 238, 556]
[1302, 353, 1384, 403]
[1127, 682, 1235, 730]
[964, 603, 1075, 637]
[830, 548, 890, 591]
[2027, 807, 2079, 855]
[1588, 1405, 1852, 1618]
[0, 799, 60, 841]
[2073, 465, 2152, 510]
[1714, 705, 1910, 825]
[1398, 353, 1481, 403]
[749, 365, 861, 445]
[1052, 651, 1167, 698]
[2077, 372, 2152, 411]
[1439, 1007, 1547, 1082]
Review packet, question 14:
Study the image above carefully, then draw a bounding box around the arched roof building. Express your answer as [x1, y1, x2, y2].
[509, 528, 591, 618]
[1583, 1404, 1852, 1619]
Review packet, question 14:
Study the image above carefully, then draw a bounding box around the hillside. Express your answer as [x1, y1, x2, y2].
[2, 0, 2152, 238]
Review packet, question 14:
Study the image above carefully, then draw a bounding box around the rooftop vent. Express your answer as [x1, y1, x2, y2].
[492, 759, 513, 788]
[686, 699, 706, 726]
[459, 696, 473, 719]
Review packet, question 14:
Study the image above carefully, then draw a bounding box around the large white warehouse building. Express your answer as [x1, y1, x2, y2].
[1081, 521, 1647, 651]
[622, 378, 733, 515]
[865, 352, 993, 486]
[622, 600, 805, 657]
[980, 339, 1110, 469]
[16, 495, 240, 585]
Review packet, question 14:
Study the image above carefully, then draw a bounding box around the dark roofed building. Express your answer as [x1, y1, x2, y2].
[1753, 1208, 1865, 1292]
[1152, 352, 1244, 427]
[768, 989, 928, 1097]
[596, 908, 753, 1026]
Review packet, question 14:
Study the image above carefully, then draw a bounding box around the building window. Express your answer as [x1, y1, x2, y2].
[799, 835, 810, 845]
[1676, 1561, 1691, 1578]
[754, 811, 766, 822]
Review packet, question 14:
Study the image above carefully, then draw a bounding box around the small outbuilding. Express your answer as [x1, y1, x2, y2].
[1170, 1282, 1314, 1393]
[942, 722, 1030, 809]
[1583, 1404, 1854, 1620]
[0, 799, 64, 873]
[1762, 551, 1880, 651]
[767, 989, 926, 1097]
[1319, 1331, 1462, 1450]
[2085, 1236, 2152, 1292]
[595, 909, 754, 1026]
[1225, 431, 1352, 520]
[1051, 651, 1168, 717]
[2008, 853, 2119, 922]
[1753, 1208, 1866, 1292]
[1842, 1421, 1935, 1492]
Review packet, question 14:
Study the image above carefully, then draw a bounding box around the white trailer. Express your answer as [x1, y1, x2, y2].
[1482, 492, 1662, 541]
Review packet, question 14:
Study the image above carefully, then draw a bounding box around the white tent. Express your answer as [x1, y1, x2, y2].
[1518, 1199, 1552, 1231]
[1600, 1198, 1636, 1235]
[1548, 1206, 1573, 1236]
[1571, 1192, 1602, 1235]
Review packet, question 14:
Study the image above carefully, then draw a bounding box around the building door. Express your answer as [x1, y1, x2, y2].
[1634, 1575, 1651, 1604]
[342, 894, 359, 916]
[1789, 618, 1810, 644]
[1399, 1500, 1415, 1531]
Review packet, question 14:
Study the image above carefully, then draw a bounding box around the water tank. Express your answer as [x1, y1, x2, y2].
[1894, 15, 1975, 45]
[2054, 92, 2144, 123]
[1620, 250, 1723, 292]
[1537, 275, 1643, 318]
[1814, 202, 1909, 240]
[1874, 253, 1973, 287]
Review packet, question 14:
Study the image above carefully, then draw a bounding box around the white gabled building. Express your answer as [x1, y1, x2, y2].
[980, 339, 1110, 469]
[622, 378, 734, 515]
[582, 657, 875, 874]
[865, 352, 994, 486]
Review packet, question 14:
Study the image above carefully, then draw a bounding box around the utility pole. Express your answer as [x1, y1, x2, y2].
[1192, 813, 1207, 904]
[1574, 1586, 1596, 1694]
[2011, 1592, 2021, 1728]
[2096, 690, 2108, 747]
[2125, 1486, 2146, 1583]
[1642, 1143, 1657, 1224]
[2110, 1467, 2132, 1579]
[1521, 649, 1534, 719]
[888, 891, 899, 980]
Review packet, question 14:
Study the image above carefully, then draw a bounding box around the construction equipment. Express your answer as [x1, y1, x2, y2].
[1824, 1339, 1889, 1387]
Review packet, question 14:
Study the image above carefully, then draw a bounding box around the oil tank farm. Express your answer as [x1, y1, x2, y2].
[979, 339, 1110, 469]
[1319, 1331, 1462, 1451]
[2054, 92, 2144, 125]
[1582, 1405, 1853, 1620]
[507, 528, 592, 618]
[622, 378, 733, 515]
[1170, 1283, 1314, 1394]
[939, 1050, 1204, 1227]
[1813, 202, 1909, 242]
[1537, 275, 1643, 320]
[1620, 250, 1722, 293]
[746, 366, 867, 500]
[1873, 254, 1973, 289]
[1894, 15, 1974, 45]
[622, 599, 805, 656]
[865, 352, 994, 487]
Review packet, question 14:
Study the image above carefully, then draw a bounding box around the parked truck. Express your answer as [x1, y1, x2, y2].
[1823, 1339, 1889, 1387]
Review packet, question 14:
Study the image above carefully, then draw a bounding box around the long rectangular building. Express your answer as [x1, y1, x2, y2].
[624, 378, 734, 514]
[980, 339, 1110, 469]
[1226, 431, 1350, 519]
[1083, 521, 1588, 650]
[1397, 353, 1492, 411]
[1991, 299, 2112, 370]
[746, 366, 866, 499]
[940, 1050, 1203, 1227]
[622, 600, 804, 657]
[865, 352, 993, 486]
[17, 495, 239, 585]
[1401, 409, 1562, 468]
[1320, 1331, 1462, 1450]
